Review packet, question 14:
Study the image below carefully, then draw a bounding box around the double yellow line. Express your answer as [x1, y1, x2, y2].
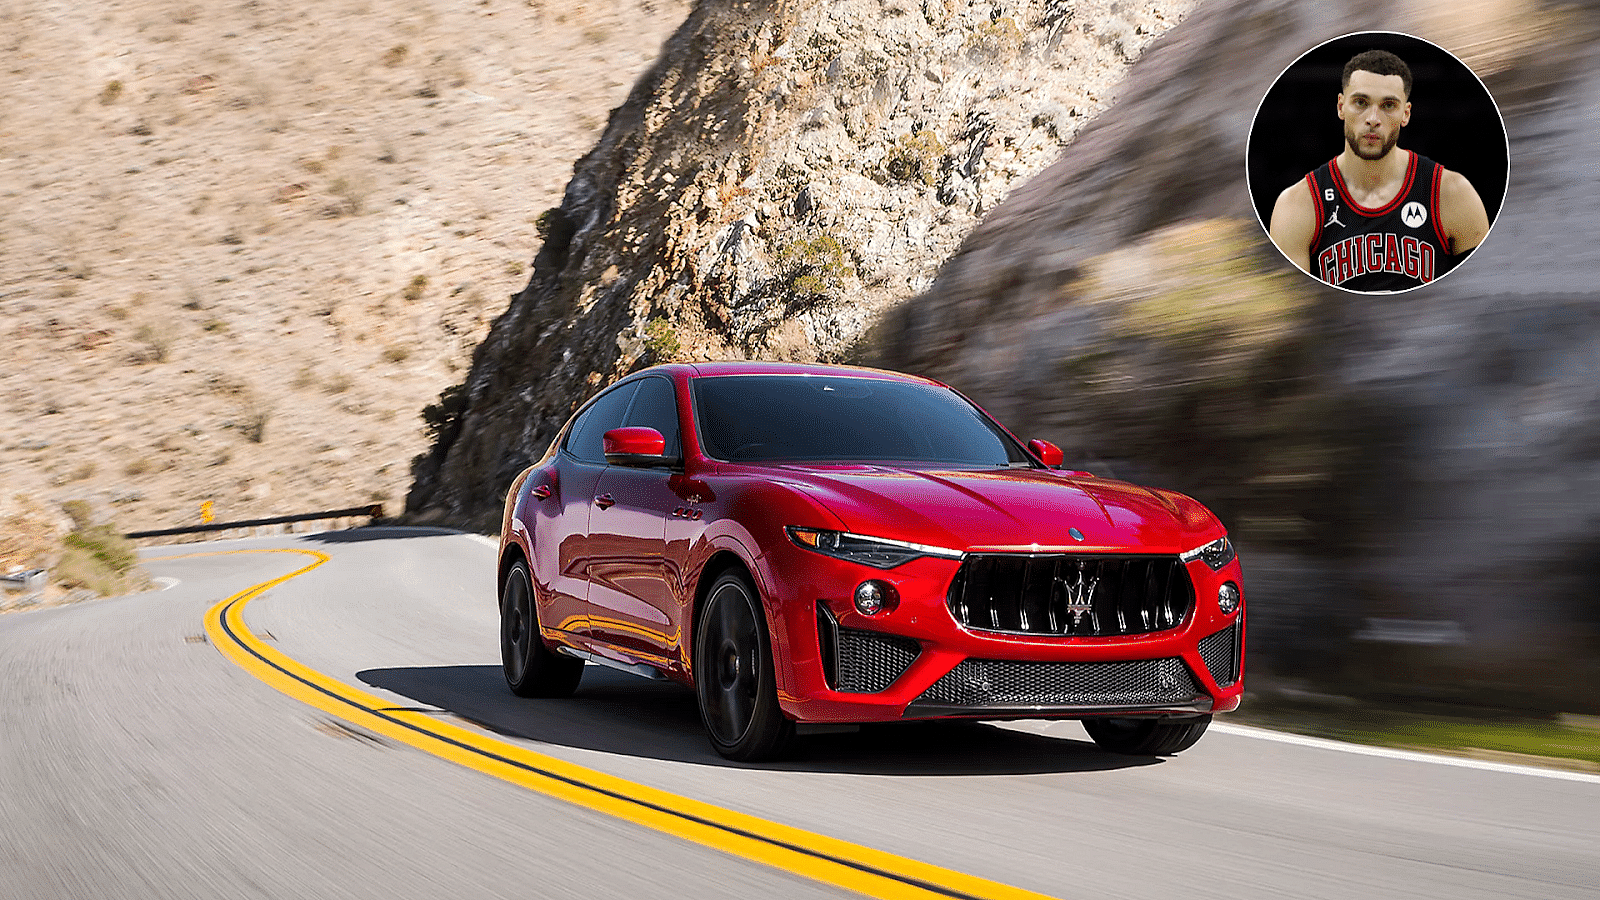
[201, 548, 1057, 900]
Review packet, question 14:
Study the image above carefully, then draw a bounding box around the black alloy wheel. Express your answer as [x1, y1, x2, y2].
[694, 571, 795, 761]
[501, 560, 584, 698]
[1082, 715, 1212, 755]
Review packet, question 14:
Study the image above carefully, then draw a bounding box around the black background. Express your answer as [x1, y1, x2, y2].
[1246, 32, 1508, 231]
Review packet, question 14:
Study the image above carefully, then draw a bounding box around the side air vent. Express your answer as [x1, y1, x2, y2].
[1197, 624, 1241, 687]
[817, 604, 919, 693]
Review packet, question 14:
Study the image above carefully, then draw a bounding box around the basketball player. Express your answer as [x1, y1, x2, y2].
[1269, 49, 1490, 291]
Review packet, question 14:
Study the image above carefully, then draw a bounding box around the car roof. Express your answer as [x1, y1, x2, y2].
[645, 360, 948, 386]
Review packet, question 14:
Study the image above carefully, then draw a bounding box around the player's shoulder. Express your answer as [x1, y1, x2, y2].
[1272, 175, 1315, 218]
[1435, 165, 1482, 202]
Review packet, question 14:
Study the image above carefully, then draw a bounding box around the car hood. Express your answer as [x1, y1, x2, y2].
[767, 464, 1220, 553]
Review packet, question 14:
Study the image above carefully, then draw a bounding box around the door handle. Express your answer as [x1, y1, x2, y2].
[594, 493, 615, 510]
[531, 485, 552, 500]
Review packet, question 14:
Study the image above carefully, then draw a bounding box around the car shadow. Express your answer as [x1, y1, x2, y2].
[356, 664, 1162, 775]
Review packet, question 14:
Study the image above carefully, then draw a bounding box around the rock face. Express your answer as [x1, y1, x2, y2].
[868, 0, 1600, 710]
[408, 0, 1192, 524]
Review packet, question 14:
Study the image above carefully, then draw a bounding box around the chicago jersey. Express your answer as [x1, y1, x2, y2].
[1305, 151, 1453, 292]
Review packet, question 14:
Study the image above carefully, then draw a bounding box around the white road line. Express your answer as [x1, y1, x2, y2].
[462, 533, 499, 549]
[1211, 721, 1600, 784]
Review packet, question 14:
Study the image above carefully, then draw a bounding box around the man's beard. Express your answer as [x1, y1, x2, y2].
[1346, 123, 1400, 160]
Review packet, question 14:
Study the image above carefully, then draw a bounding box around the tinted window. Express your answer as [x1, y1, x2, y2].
[566, 382, 638, 463]
[623, 376, 681, 460]
[692, 375, 1031, 466]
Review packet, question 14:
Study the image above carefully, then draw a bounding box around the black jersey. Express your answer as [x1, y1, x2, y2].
[1305, 151, 1452, 292]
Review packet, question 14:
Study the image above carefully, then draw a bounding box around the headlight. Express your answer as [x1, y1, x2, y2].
[1180, 536, 1236, 571]
[786, 527, 962, 569]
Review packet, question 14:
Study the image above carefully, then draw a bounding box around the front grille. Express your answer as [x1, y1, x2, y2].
[917, 657, 1201, 707]
[1198, 623, 1241, 687]
[817, 605, 920, 693]
[947, 554, 1194, 637]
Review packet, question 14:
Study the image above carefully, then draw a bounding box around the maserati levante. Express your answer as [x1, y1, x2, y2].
[497, 362, 1244, 760]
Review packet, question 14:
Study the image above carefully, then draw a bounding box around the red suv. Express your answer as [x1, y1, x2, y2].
[497, 362, 1244, 760]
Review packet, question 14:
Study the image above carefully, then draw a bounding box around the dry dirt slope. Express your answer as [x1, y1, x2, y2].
[0, 0, 689, 566]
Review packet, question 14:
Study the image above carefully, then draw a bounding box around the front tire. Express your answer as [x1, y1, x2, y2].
[694, 571, 794, 761]
[1082, 715, 1211, 755]
[501, 560, 583, 698]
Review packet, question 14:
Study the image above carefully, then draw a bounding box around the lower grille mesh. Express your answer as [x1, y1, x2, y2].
[1198, 624, 1241, 686]
[835, 628, 920, 693]
[917, 657, 1200, 707]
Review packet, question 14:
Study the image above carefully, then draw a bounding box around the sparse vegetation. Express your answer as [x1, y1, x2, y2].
[965, 16, 1024, 59]
[133, 322, 175, 363]
[382, 44, 409, 67]
[239, 398, 270, 443]
[776, 233, 852, 300]
[98, 80, 124, 105]
[382, 344, 411, 364]
[643, 318, 680, 362]
[57, 512, 148, 597]
[402, 275, 429, 302]
[534, 208, 560, 239]
[327, 174, 370, 216]
[883, 129, 946, 186]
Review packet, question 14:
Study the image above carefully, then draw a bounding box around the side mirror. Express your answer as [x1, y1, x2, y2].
[604, 427, 673, 467]
[1027, 439, 1064, 467]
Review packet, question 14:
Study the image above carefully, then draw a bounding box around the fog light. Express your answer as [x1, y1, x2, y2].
[1218, 582, 1241, 615]
[854, 580, 892, 616]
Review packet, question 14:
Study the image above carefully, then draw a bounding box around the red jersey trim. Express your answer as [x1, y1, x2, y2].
[1430, 163, 1450, 251]
[1330, 150, 1417, 217]
[1305, 172, 1324, 251]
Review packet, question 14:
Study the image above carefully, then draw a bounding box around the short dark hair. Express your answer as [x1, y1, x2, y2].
[1342, 49, 1413, 99]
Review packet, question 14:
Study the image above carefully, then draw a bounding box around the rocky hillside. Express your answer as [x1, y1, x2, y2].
[867, 0, 1600, 710]
[0, 0, 691, 580]
[408, 0, 1193, 523]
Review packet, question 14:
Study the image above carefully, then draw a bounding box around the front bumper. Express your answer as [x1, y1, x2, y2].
[756, 542, 1246, 724]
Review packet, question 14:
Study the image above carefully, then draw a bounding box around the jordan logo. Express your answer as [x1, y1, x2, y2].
[1325, 205, 1344, 229]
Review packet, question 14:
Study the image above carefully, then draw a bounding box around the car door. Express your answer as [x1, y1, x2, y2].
[544, 380, 638, 637]
[585, 375, 685, 663]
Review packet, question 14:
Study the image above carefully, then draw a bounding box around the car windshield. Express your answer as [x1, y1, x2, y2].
[692, 375, 1033, 466]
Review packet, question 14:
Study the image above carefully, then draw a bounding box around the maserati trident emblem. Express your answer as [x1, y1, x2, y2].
[1056, 562, 1099, 628]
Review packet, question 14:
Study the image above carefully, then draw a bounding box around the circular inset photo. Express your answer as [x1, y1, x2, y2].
[1247, 32, 1507, 294]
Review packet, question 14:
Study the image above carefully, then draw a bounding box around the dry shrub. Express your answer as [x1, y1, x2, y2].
[57, 518, 149, 597]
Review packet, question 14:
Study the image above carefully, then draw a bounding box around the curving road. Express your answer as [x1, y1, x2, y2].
[3, 528, 1597, 899]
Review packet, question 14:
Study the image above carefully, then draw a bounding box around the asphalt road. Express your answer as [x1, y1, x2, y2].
[3, 527, 1597, 900]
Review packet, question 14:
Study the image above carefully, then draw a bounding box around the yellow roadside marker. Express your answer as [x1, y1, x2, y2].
[193, 548, 1059, 900]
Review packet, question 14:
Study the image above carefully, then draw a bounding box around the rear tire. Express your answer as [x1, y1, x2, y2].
[694, 571, 794, 761]
[1082, 715, 1211, 755]
[501, 560, 584, 698]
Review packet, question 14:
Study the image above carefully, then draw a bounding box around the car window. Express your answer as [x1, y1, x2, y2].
[692, 375, 1031, 466]
[622, 375, 681, 460]
[565, 382, 639, 463]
